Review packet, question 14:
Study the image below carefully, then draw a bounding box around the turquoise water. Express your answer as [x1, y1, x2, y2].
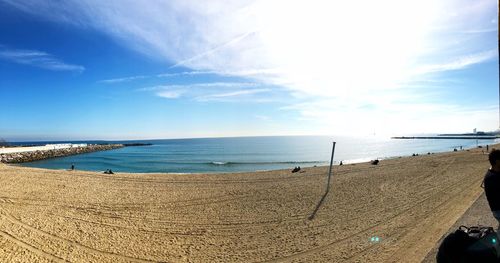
[19, 136, 497, 173]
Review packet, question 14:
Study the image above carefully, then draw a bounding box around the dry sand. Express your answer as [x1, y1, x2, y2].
[421, 192, 498, 262]
[0, 146, 492, 262]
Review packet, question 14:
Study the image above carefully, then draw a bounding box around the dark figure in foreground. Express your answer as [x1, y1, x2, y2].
[291, 166, 301, 173]
[104, 169, 114, 174]
[437, 226, 499, 262]
[436, 152, 500, 262]
[70, 164, 74, 170]
[484, 150, 500, 234]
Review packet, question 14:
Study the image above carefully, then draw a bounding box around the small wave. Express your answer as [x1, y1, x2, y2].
[211, 162, 228, 165]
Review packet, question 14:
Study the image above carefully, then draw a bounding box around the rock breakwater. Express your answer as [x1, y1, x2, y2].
[0, 144, 124, 163]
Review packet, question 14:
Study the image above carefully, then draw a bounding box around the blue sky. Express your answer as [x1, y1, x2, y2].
[0, 0, 498, 141]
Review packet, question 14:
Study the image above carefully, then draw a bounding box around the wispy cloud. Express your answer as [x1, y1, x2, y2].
[169, 31, 257, 68]
[140, 82, 274, 102]
[98, 75, 147, 83]
[156, 71, 215, 78]
[460, 28, 498, 34]
[0, 47, 84, 72]
[414, 50, 497, 75]
[196, 88, 270, 101]
[280, 97, 499, 135]
[4, 0, 496, 88]
[5, 0, 498, 133]
[98, 69, 280, 84]
[158, 69, 282, 78]
[97, 71, 212, 84]
[156, 90, 184, 99]
[140, 82, 258, 92]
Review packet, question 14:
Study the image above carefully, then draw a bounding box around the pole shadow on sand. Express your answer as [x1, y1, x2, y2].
[308, 190, 329, 220]
[308, 142, 336, 220]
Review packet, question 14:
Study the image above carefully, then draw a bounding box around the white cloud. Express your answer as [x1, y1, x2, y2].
[169, 31, 258, 69]
[98, 75, 147, 83]
[413, 50, 497, 75]
[140, 82, 258, 92]
[205, 89, 269, 98]
[7, 0, 494, 89]
[157, 68, 280, 78]
[98, 69, 282, 84]
[196, 88, 270, 101]
[5, 0, 498, 133]
[141, 82, 272, 102]
[0, 47, 85, 72]
[281, 98, 498, 136]
[156, 90, 184, 99]
[157, 71, 215, 77]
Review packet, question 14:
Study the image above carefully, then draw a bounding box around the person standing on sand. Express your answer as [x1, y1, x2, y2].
[483, 150, 500, 240]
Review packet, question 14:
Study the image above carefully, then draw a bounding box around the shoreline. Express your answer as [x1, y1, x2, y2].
[14, 142, 490, 175]
[0, 145, 493, 262]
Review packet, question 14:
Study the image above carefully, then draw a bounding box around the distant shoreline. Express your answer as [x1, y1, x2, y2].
[392, 135, 497, 139]
[10, 136, 496, 174]
[15, 143, 487, 175]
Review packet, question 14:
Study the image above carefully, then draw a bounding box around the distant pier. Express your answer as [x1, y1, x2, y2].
[392, 136, 498, 140]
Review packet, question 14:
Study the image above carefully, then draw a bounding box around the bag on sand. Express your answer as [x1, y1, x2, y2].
[437, 225, 499, 263]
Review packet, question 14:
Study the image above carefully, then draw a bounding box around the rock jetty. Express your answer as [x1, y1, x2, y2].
[0, 144, 124, 164]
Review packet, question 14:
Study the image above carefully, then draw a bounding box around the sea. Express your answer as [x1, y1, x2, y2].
[16, 135, 498, 173]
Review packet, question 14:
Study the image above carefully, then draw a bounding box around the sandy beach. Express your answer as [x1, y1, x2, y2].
[0, 146, 492, 262]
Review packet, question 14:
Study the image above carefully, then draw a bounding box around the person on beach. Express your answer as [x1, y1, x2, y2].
[483, 150, 500, 242]
[71, 164, 74, 170]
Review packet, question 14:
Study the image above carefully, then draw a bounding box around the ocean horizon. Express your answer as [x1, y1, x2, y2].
[17, 135, 498, 173]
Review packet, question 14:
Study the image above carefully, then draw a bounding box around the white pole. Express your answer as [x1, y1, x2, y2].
[326, 142, 336, 193]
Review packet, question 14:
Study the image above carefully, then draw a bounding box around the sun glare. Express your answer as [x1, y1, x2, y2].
[251, 0, 438, 97]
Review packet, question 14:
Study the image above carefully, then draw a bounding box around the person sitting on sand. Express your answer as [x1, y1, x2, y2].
[483, 150, 500, 240]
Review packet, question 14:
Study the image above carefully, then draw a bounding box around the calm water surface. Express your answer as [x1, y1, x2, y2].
[18, 136, 497, 173]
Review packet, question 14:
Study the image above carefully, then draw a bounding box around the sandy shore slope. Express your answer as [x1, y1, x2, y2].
[0, 147, 491, 262]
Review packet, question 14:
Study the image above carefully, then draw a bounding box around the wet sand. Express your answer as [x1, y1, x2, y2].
[0, 146, 491, 262]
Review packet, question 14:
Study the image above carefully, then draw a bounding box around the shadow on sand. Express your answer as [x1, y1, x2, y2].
[308, 190, 329, 220]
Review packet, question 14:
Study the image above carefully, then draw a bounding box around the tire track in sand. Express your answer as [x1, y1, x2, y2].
[0, 229, 67, 262]
[0, 207, 157, 262]
[260, 156, 476, 262]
